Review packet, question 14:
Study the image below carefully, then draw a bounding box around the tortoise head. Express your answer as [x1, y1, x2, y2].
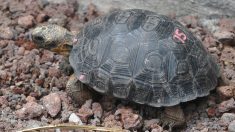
[32, 24, 75, 56]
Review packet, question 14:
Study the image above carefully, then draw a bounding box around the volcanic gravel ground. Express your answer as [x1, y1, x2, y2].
[0, 0, 235, 132]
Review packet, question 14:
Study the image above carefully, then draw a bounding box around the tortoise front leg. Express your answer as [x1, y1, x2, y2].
[59, 58, 74, 76]
[66, 74, 93, 105]
[161, 105, 186, 131]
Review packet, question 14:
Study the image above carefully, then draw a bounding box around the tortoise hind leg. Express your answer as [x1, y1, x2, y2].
[161, 105, 186, 131]
[66, 74, 93, 106]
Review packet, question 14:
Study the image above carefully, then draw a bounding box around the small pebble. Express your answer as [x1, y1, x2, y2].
[218, 98, 235, 113]
[0, 27, 15, 39]
[115, 106, 143, 129]
[42, 93, 61, 117]
[17, 47, 25, 56]
[69, 113, 83, 125]
[36, 13, 49, 23]
[77, 100, 93, 123]
[15, 102, 44, 119]
[92, 102, 103, 118]
[103, 115, 123, 129]
[217, 86, 235, 99]
[18, 15, 34, 28]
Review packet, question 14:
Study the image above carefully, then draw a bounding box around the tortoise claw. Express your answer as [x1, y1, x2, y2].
[160, 105, 186, 131]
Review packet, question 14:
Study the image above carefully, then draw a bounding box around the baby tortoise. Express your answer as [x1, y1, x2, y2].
[32, 9, 219, 130]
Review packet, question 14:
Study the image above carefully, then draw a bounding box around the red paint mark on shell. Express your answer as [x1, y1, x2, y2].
[173, 29, 187, 43]
[79, 74, 85, 81]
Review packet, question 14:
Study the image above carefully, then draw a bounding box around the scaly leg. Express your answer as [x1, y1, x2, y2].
[161, 105, 186, 131]
[66, 74, 93, 105]
[59, 58, 74, 76]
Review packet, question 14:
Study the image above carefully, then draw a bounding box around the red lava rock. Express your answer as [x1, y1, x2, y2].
[15, 101, 44, 119]
[68, 19, 83, 32]
[83, 3, 100, 22]
[35, 78, 44, 86]
[92, 102, 103, 118]
[26, 96, 36, 102]
[17, 47, 25, 56]
[15, 38, 37, 50]
[57, 91, 71, 110]
[115, 106, 143, 129]
[213, 30, 235, 45]
[55, 7, 75, 18]
[77, 99, 93, 123]
[217, 86, 235, 100]
[11, 87, 24, 94]
[52, 76, 67, 89]
[36, 13, 49, 23]
[48, 14, 68, 26]
[223, 68, 235, 86]
[42, 93, 61, 117]
[103, 115, 123, 129]
[44, 0, 77, 18]
[0, 26, 15, 39]
[48, 67, 61, 78]
[0, 70, 9, 81]
[143, 119, 161, 131]
[221, 46, 235, 85]
[221, 46, 235, 65]
[40, 50, 54, 64]
[206, 107, 216, 117]
[0, 96, 8, 107]
[218, 98, 235, 113]
[16, 60, 33, 74]
[203, 35, 217, 49]
[51, 119, 62, 125]
[0, 40, 8, 48]
[219, 18, 235, 32]
[18, 15, 34, 28]
[9, 1, 26, 13]
[29, 92, 41, 99]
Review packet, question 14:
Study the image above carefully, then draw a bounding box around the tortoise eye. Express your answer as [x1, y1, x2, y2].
[33, 35, 45, 44]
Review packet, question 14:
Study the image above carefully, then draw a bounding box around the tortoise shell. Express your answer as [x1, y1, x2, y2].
[69, 9, 219, 107]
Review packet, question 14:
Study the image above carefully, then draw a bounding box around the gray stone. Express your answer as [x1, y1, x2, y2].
[229, 120, 235, 132]
[221, 113, 235, 124]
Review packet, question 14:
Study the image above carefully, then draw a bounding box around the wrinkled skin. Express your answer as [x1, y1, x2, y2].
[32, 24, 94, 105]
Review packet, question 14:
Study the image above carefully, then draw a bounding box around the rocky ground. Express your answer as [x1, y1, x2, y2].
[0, 0, 235, 132]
